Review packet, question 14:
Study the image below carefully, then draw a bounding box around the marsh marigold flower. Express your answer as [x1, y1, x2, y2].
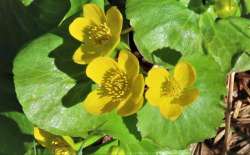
[34, 127, 76, 155]
[69, 4, 123, 64]
[145, 62, 199, 121]
[84, 50, 144, 116]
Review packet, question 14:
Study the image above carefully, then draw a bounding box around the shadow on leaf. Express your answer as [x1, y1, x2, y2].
[122, 114, 142, 141]
[152, 47, 182, 67]
[49, 15, 92, 108]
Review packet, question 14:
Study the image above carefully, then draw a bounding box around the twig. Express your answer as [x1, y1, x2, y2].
[223, 72, 236, 155]
[121, 27, 133, 35]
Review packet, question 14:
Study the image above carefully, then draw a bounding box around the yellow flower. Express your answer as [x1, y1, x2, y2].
[69, 3, 123, 64]
[34, 127, 76, 155]
[145, 62, 199, 121]
[84, 50, 144, 116]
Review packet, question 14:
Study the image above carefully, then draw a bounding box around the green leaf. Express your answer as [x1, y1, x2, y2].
[20, 0, 33, 6]
[242, 0, 250, 14]
[232, 52, 250, 72]
[84, 140, 119, 155]
[157, 149, 190, 155]
[0, 0, 73, 113]
[90, 0, 105, 10]
[82, 134, 103, 148]
[126, 0, 203, 62]
[126, 0, 250, 71]
[14, 33, 105, 136]
[0, 112, 33, 135]
[139, 139, 191, 155]
[28, 0, 70, 31]
[202, 17, 250, 71]
[62, 0, 89, 22]
[137, 54, 226, 149]
[0, 112, 33, 155]
[25, 145, 53, 155]
[0, 0, 70, 57]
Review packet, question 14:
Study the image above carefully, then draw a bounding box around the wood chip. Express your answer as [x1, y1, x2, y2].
[237, 118, 250, 124]
[214, 129, 225, 144]
[247, 97, 250, 103]
[200, 143, 214, 155]
[233, 101, 242, 119]
[239, 105, 250, 116]
[237, 144, 250, 155]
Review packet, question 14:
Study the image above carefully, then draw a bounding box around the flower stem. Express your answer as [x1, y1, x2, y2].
[121, 27, 133, 35]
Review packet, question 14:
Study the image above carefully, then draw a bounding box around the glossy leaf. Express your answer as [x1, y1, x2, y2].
[126, 0, 250, 71]
[62, 0, 89, 22]
[126, 0, 203, 62]
[202, 17, 250, 72]
[14, 33, 105, 136]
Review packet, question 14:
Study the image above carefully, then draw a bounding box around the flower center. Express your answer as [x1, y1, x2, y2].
[161, 78, 182, 98]
[86, 23, 111, 44]
[99, 68, 129, 102]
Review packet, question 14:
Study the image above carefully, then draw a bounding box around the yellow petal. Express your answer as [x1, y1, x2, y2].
[101, 36, 120, 56]
[145, 66, 169, 88]
[34, 127, 54, 148]
[174, 62, 196, 89]
[173, 88, 199, 106]
[159, 102, 183, 121]
[54, 146, 76, 155]
[106, 6, 123, 37]
[118, 97, 144, 116]
[69, 17, 92, 42]
[83, 4, 106, 25]
[83, 90, 117, 115]
[116, 74, 144, 116]
[86, 57, 119, 84]
[73, 46, 102, 64]
[118, 50, 139, 81]
[145, 87, 162, 107]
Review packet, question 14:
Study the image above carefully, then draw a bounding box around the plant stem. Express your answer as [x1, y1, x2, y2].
[121, 27, 133, 35]
[223, 72, 235, 155]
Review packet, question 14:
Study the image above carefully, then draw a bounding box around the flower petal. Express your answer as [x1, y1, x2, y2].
[159, 102, 183, 121]
[69, 17, 92, 42]
[173, 88, 199, 106]
[86, 57, 119, 84]
[117, 96, 144, 116]
[73, 46, 102, 64]
[34, 127, 54, 148]
[145, 87, 161, 107]
[83, 4, 106, 24]
[118, 50, 139, 81]
[106, 6, 123, 37]
[83, 90, 116, 115]
[174, 62, 196, 89]
[116, 74, 144, 116]
[145, 66, 169, 88]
